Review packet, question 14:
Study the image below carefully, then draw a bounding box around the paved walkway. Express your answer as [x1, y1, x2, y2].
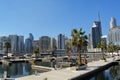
[14, 57, 119, 80]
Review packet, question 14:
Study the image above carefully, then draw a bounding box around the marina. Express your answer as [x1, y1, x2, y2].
[0, 57, 119, 80]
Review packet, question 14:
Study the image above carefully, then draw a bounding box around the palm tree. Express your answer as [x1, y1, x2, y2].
[52, 45, 57, 57]
[4, 42, 11, 57]
[107, 42, 115, 57]
[66, 46, 71, 58]
[34, 46, 39, 58]
[97, 41, 107, 61]
[71, 28, 88, 65]
[113, 45, 120, 56]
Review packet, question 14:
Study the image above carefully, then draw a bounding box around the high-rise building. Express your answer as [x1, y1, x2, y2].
[110, 17, 117, 29]
[58, 34, 65, 49]
[9, 35, 24, 55]
[39, 36, 51, 52]
[32, 40, 39, 48]
[9, 35, 18, 54]
[91, 21, 102, 48]
[32, 40, 40, 52]
[51, 38, 57, 49]
[18, 36, 24, 53]
[0, 36, 10, 53]
[29, 33, 34, 41]
[108, 18, 120, 46]
[25, 38, 32, 54]
[64, 36, 70, 49]
[88, 34, 93, 49]
[25, 33, 34, 54]
[101, 35, 107, 47]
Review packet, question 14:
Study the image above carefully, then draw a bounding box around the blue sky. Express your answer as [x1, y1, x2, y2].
[0, 0, 120, 40]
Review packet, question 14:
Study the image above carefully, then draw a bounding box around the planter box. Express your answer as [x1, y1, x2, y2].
[76, 64, 87, 70]
[70, 64, 87, 70]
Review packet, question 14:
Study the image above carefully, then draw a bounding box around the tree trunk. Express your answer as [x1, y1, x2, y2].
[78, 48, 81, 65]
[6, 48, 8, 58]
[112, 52, 114, 57]
[102, 49, 106, 61]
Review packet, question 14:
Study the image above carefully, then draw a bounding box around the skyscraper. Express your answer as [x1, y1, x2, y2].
[9, 35, 24, 55]
[108, 17, 120, 46]
[88, 34, 93, 49]
[0, 36, 10, 53]
[51, 38, 57, 49]
[25, 38, 32, 53]
[9, 35, 18, 54]
[18, 36, 24, 53]
[101, 35, 107, 47]
[25, 33, 34, 54]
[110, 17, 117, 29]
[58, 34, 65, 49]
[32, 40, 39, 48]
[39, 36, 51, 52]
[91, 21, 102, 48]
[29, 33, 34, 41]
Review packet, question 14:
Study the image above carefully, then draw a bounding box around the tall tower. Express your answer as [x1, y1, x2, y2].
[18, 36, 24, 53]
[9, 35, 18, 54]
[25, 38, 32, 54]
[91, 21, 102, 48]
[29, 33, 34, 41]
[25, 33, 34, 54]
[58, 34, 65, 49]
[110, 17, 117, 29]
[39, 36, 51, 52]
[52, 38, 57, 49]
[108, 18, 120, 46]
[0, 36, 10, 53]
[9, 35, 24, 55]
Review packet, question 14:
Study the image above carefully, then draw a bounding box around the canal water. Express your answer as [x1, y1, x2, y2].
[0, 61, 119, 79]
[90, 64, 120, 80]
[0, 62, 42, 78]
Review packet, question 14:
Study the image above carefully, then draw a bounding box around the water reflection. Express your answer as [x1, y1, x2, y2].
[90, 64, 120, 80]
[0, 62, 32, 78]
[110, 65, 120, 80]
[90, 71, 109, 80]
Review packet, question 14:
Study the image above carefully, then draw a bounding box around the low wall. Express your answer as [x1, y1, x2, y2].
[70, 61, 118, 80]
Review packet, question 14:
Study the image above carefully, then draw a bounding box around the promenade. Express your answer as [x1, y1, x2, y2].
[15, 57, 119, 80]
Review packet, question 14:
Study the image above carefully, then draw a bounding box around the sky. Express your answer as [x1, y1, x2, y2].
[0, 0, 120, 40]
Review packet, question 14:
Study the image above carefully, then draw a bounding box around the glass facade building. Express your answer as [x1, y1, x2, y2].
[39, 36, 51, 52]
[9, 35, 18, 54]
[108, 18, 120, 46]
[58, 34, 65, 49]
[25, 38, 33, 53]
[91, 21, 102, 48]
[9, 35, 24, 55]
[0, 36, 10, 53]
[108, 27, 120, 46]
[25, 33, 34, 54]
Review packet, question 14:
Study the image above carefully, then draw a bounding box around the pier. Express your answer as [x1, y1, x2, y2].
[32, 65, 54, 72]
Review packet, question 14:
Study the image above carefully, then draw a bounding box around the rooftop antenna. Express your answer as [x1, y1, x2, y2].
[98, 12, 101, 21]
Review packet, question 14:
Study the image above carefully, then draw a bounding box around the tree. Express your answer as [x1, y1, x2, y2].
[66, 46, 71, 58]
[71, 28, 88, 65]
[34, 46, 39, 58]
[107, 42, 115, 57]
[97, 41, 107, 61]
[52, 45, 57, 57]
[113, 45, 120, 56]
[4, 42, 11, 57]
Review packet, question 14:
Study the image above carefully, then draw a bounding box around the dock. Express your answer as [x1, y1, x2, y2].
[32, 65, 54, 72]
